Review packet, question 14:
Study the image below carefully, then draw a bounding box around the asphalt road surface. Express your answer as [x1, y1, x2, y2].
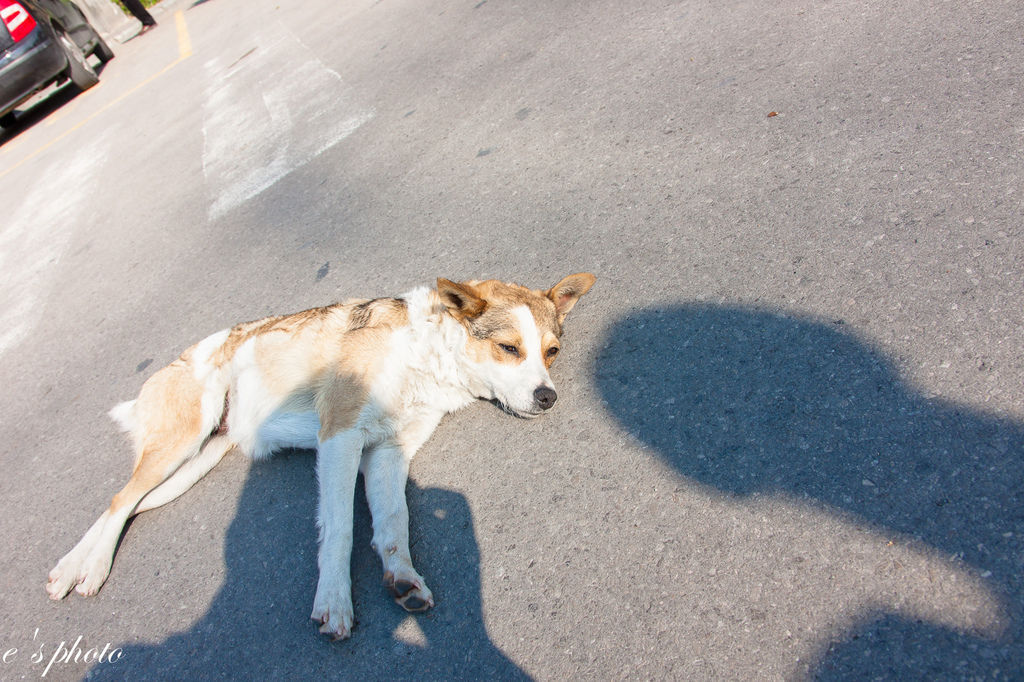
[1, 0, 1022, 679]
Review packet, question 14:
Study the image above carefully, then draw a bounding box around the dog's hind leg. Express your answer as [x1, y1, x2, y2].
[47, 362, 221, 599]
[45, 512, 112, 599]
[135, 435, 234, 513]
[46, 444, 190, 599]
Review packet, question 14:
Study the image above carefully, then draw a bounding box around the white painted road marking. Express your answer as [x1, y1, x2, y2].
[201, 27, 374, 221]
[0, 136, 108, 357]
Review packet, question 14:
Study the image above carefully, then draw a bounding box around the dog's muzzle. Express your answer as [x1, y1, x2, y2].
[533, 386, 557, 411]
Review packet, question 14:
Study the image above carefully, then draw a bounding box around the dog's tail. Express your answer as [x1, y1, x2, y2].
[107, 349, 231, 474]
[108, 400, 138, 434]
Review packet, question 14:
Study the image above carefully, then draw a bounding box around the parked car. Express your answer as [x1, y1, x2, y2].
[0, 0, 114, 129]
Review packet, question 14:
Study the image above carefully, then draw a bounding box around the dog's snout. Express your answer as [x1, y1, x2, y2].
[533, 386, 557, 411]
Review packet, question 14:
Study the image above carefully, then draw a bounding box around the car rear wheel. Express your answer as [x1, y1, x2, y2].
[0, 112, 17, 129]
[58, 30, 99, 91]
[92, 33, 115, 63]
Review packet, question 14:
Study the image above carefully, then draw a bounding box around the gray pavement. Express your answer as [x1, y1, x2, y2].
[0, 0, 1022, 679]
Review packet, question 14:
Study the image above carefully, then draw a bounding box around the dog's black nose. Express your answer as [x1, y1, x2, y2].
[534, 386, 558, 410]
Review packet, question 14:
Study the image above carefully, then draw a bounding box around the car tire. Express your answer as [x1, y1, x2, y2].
[92, 33, 115, 64]
[0, 112, 17, 129]
[59, 31, 99, 91]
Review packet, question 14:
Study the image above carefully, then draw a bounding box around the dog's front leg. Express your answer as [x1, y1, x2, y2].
[362, 442, 435, 612]
[311, 428, 363, 640]
[362, 415, 442, 613]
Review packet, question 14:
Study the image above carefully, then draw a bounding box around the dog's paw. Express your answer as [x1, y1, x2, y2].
[383, 570, 434, 612]
[311, 582, 355, 640]
[72, 552, 113, 597]
[46, 560, 81, 600]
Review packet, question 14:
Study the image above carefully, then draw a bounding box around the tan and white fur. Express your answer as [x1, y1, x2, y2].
[46, 274, 595, 639]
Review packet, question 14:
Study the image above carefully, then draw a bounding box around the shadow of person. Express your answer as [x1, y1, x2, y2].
[88, 449, 529, 679]
[594, 304, 1023, 678]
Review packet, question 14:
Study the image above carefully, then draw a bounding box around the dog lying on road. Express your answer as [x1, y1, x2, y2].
[46, 274, 595, 639]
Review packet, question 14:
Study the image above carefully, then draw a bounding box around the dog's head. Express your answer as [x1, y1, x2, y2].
[437, 273, 596, 418]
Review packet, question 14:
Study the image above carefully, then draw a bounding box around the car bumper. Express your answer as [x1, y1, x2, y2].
[0, 27, 68, 116]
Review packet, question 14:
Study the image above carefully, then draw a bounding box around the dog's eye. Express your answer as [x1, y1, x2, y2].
[546, 346, 560, 358]
[499, 343, 520, 357]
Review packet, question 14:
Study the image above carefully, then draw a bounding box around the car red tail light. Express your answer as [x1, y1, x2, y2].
[0, 0, 37, 43]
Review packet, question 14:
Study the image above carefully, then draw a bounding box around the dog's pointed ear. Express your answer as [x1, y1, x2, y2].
[547, 273, 596, 324]
[437, 278, 488, 320]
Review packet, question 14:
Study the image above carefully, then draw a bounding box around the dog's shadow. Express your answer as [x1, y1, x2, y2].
[595, 304, 1023, 678]
[88, 452, 529, 679]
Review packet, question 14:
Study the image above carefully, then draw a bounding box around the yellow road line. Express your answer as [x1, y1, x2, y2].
[0, 11, 193, 181]
[175, 9, 193, 58]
